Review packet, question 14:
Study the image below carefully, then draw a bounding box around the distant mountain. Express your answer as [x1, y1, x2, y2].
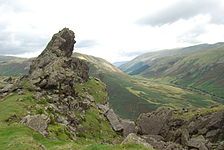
[120, 42, 224, 98]
[113, 61, 128, 67]
[0, 56, 31, 76]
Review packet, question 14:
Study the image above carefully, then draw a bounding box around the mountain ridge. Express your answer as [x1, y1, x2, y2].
[120, 42, 224, 98]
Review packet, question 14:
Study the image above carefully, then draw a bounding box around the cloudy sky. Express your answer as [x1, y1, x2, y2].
[0, 0, 224, 62]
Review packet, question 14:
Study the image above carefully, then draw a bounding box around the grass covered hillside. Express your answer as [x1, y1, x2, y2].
[0, 78, 150, 150]
[120, 42, 224, 99]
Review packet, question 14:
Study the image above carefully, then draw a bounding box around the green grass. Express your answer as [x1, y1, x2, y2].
[102, 73, 158, 120]
[0, 93, 35, 122]
[0, 123, 83, 150]
[83, 143, 151, 150]
[75, 78, 108, 104]
[77, 108, 119, 142]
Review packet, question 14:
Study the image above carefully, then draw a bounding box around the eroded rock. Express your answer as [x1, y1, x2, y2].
[105, 109, 123, 132]
[136, 107, 173, 135]
[121, 119, 137, 137]
[21, 114, 50, 136]
[27, 28, 88, 96]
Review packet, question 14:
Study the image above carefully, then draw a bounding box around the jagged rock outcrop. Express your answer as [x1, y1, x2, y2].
[27, 28, 88, 94]
[134, 107, 224, 150]
[13, 28, 91, 136]
[136, 107, 173, 135]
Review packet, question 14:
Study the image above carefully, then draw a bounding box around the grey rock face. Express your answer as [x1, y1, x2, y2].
[142, 135, 185, 150]
[21, 114, 50, 136]
[134, 107, 224, 150]
[136, 107, 173, 135]
[121, 119, 137, 137]
[105, 109, 123, 132]
[27, 28, 88, 95]
[97, 103, 109, 114]
[187, 136, 209, 150]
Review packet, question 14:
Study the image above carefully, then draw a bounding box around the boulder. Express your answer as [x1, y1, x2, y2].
[122, 133, 154, 149]
[142, 135, 185, 150]
[121, 119, 137, 137]
[206, 129, 220, 139]
[21, 114, 50, 136]
[181, 128, 190, 146]
[79, 99, 91, 110]
[97, 103, 109, 114]
[0, 84, 14, 93]
[187, 136, 208, 150]
[105, 109, 123, 132]
[136, 107, 173, 135]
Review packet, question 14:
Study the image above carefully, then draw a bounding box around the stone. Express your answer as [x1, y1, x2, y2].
[21, 114, 50, 136]
[56, 116, 68, 125]
[187, 136, 208, 150]
[97, 103, 109, 114]
[17, 89, 24, 95]
[122, 133, 154, 149]
[206, 129, 220, 139]
[136, 107, 173, 135]
[142, 135, 185, 150]
[181, 128, 190, 146]
[0, 84, 14, 93]
[105, 109, 123, 132]
[3, 77, 13, 83]
[85, 94, 95, 102]
[142, 134, 164, 141]
[79, 99, 91, 110]
[33, 92, 44, 100]
[121, 119, 137, 137]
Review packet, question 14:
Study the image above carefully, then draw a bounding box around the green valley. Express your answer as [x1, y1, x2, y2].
[120, 43, 224, 99]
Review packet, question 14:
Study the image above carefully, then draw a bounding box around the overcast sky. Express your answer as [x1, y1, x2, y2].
[0, 0, 224, 62]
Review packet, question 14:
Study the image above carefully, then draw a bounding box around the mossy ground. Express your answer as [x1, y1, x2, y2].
[0, 78, 149, 150]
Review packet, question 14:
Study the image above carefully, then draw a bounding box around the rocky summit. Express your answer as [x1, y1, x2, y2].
[28, 28, 88, 93]
[17, 28, 92, 136]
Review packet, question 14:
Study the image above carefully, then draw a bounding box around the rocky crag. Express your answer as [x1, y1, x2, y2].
[120, 107, 224, 150]
[18, 28, 91, 136]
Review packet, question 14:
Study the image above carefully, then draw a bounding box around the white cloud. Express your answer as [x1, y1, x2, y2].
[0, 0, 224, 62]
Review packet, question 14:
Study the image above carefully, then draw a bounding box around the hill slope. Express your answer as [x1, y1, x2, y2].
[74, 53, 219, 119]
[120, 42, 224, 98]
